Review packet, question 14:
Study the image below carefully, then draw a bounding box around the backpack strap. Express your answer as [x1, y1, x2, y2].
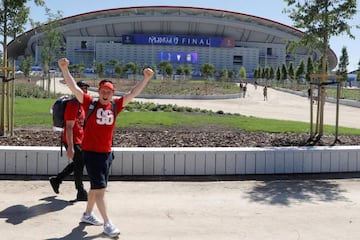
[84, 99, 117, 128]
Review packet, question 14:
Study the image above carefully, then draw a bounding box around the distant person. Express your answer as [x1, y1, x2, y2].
[263, 86, 268, 101]
[243, 82, 247, 98]
[49, 80, 90, 201]
[58, 58, 154, 238]
[239, 81, 243, 98]
[254, 80, 258, 90]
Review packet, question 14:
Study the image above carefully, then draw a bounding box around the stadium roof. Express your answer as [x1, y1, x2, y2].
[8, 6, 337, 69]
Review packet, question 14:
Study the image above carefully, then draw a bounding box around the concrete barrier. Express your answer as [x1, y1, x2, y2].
[1, 146, 360, 176]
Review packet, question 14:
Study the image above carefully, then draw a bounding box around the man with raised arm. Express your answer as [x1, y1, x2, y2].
[58, 58, 154, 238]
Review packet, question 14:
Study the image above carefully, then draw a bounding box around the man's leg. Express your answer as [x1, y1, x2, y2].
[73, 144, 87, 201]
[49, 144, 74, 194]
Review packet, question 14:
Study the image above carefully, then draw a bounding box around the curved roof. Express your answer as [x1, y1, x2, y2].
[8, 5, 337, 69]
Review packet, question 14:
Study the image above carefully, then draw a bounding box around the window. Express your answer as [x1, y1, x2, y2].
[267, 48, 272, 56]
[81, 41, 87, 49]
[233, 55, 243, 65]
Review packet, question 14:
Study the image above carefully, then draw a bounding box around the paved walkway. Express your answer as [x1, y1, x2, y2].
[1, 175, 360, 240]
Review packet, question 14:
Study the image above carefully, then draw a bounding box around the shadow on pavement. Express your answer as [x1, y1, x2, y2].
[45, 223, 106, 240]
[0, 196, 73, 225]
[245, 179, 349, 205]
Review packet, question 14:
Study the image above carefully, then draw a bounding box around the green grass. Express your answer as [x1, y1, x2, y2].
[13, 97, 360, 135]
[15, 98, 55, 127]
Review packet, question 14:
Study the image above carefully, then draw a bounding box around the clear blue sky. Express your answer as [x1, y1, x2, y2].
[26, 0, 360, 71]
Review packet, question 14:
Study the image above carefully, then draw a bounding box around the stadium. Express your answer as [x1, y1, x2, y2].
[8, 6, 337, 76]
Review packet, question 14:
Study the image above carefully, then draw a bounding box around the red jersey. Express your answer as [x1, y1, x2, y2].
[81, 93, 123, 153]
[62, 99, 85, 144]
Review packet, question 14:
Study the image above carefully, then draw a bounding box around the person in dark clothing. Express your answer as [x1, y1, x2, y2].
[49, 80, 90, 201]
[263, 86, 268, 101]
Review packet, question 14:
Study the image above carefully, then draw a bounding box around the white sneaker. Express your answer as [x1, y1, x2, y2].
[103, 222, 120, 237]
[81, 212, 103, 226]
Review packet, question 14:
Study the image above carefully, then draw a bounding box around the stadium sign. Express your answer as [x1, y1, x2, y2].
[122, 34, 234, 48]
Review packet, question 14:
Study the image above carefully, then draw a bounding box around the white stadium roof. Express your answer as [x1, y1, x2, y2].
[8, 6, 337, 69]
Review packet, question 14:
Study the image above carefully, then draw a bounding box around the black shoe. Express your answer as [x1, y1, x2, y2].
[76, 189, 88, 201]
[49, 176, 60, 194]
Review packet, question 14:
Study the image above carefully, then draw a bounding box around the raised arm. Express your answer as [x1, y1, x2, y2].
[58, 58, 84, 103]
[122, 68, 154, 107]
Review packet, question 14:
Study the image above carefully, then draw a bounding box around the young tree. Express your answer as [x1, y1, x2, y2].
[269, 67, 275, 80]
[95, 62, 105, 78]
[296, 60, 305, 85]
[288, 62, 295, 83]
[158, 61, 171, 80]
[0, 0, 45, 136]
[306, 56, 314, 83]
[220, 67, 228, 81]
[283, 0, 357, 139]
[281, 63, 288, 86]
[337, 46, 349, 87]
[200, 63, 215, 94]
[184, 64, 192, 80]
[200, 63, 215, 80]
[276, 67, 281, 86]
[19, 55, 32, 77]
[36, 8, 64, 96]
[238, 66, 246, 79]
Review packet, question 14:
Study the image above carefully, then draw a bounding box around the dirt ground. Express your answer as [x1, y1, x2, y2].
[1, 126, 359, 147]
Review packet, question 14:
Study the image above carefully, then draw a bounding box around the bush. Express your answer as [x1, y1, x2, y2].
[15, 82, 58, 98]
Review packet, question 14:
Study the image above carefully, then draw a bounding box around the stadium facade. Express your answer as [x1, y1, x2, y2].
[8, 6, 337, 76]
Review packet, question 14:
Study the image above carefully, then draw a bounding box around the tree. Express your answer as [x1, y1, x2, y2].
[114, 64, 122, 77]
[281, 63, 287, 85]
[296, 60, 305, 85]
[220, 67, 228, 81]
[265, 67, 271, 81]
[276, 67, 281, 85]
[269, 67, 275, 80]
[158, 61, 171, 80]
[184, 64, 192, 80]
[283, 0, 357, 140]
[239, 66, 246, 80]
[228, 70, 235, 80]
[200, 63, 215, 80]
[0, 0, 45, 136]
[176, 64, 185, 80]
[107, 59, 119, 77]
[96, 62, 105, 78]
[200, 63, 215, 94]
[306, 56, 314, 83]
[288, 62, 295, 84]
[19, 55, 32, 77]
[253, 67, 259, 79]
[35, 8, 64, 96]
[337, 46, 349, 88]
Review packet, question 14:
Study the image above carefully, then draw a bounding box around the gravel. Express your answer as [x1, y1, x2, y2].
[1, 127, 359, 147]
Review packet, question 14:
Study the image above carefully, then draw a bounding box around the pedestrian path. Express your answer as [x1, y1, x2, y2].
[137, 84, 360, 129]
[1, 176, 360, 240]
[47, 78, 360, 129]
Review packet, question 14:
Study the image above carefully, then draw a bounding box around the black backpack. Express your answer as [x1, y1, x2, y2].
[51, 95, 79, 131]
[51, 96, 80, 156]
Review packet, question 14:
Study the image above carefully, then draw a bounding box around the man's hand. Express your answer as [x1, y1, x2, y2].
[58, 58, 70, 69]
[66, 147, 75, 160]
[143, 68, 154, 80]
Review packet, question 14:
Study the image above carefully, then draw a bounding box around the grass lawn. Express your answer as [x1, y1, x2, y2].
[13, 97, 360, 135]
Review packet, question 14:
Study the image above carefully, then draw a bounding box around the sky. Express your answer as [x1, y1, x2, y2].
[26, 0, 360, 71]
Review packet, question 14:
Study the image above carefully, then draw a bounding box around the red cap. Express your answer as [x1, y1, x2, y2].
[99, 81, 114, 91]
